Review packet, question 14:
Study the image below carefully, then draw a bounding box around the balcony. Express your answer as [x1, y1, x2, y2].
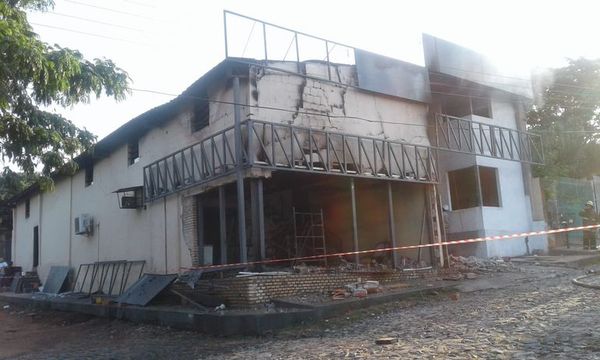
[143, 119, 438, 202]
[435, 114, 544, 164]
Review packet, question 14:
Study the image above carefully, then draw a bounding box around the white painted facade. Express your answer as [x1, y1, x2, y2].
[10, 53, 547, 282]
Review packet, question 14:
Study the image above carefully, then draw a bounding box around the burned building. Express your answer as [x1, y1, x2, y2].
[6, 12, 546, 284]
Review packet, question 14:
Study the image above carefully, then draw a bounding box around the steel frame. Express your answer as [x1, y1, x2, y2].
[223, 10, 355, 83]
[435, 114, 544, 164]
[143, 119, 438, 203]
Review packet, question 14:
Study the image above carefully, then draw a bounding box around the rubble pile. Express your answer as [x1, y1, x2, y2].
[449, 255, 516, 273]
[331, 280, 382, 300]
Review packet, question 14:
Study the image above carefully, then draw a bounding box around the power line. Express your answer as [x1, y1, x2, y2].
[130, 87, 434, 128]
[63, 0, 158, 21]
[122, 0, 155, 8]
[30, 22, 150, 46]
[48, 11, 144, 32]
[129, 86, 599, 137]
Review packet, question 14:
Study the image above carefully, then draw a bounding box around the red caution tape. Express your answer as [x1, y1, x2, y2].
[182, 224, 600, 271]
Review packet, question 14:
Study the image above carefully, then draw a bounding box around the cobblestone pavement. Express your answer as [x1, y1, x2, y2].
[3, 265, 600, 359]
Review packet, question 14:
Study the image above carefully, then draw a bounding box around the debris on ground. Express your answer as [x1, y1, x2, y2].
[375, 337, 397, 345]
[449, 255, 516, 273]
[447, 292, 460, 301]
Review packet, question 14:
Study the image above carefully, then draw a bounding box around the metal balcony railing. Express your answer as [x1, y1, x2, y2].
[435, 114, 544, 164]
[143, 120, 438, 202]
[247, 119, 437, 182]
[143, 125, 240, 202]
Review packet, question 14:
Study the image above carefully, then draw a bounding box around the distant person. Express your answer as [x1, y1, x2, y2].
[580, 201, 599, 250]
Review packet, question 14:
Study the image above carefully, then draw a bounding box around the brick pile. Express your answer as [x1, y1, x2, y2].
[195, 268, 447, 307]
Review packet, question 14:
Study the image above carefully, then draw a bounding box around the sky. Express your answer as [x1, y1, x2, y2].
[26, 0, 600, 140]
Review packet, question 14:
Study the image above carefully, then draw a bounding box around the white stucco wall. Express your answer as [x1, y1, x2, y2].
[11, 77, 241, 282]
[10, 61, 546, 281]
[437, 98, 547, 258]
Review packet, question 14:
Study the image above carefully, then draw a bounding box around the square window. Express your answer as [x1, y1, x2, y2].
[471, 97, 492, 118]
[448, 166, 479, 210]
[447, 165, 500, 210]
[479, 166, 500, 206]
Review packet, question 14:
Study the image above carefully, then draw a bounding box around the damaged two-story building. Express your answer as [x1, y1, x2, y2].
[6, 12, 546, 285]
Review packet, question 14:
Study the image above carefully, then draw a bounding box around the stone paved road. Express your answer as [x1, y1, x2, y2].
[2, 265, 600, 359]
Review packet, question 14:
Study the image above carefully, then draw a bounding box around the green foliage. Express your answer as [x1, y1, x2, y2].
[0, 167, 37, 201]
[0, 0, 129, 177]
[528, 58, 600, 181]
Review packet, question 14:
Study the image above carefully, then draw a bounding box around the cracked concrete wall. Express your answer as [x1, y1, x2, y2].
[247, 61, 430, 172]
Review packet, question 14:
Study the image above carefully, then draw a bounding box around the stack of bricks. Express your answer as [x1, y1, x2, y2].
[196, 268, 442, 307]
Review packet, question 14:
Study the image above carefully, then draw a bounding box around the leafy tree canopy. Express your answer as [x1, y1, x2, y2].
[528, 58, 600, 180]
[0, 0, 129, 180]
[0, 166, 37, 202]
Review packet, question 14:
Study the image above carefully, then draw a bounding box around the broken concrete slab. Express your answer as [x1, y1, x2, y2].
[43, 266, 70, 294]
[116, 274, 178, 306]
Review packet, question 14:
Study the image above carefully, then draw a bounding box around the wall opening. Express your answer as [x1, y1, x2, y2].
[479, 166, 500, 206]
[33, 225, 39, 268]
[448, 165, 500, 210]
[191, 93, 210, 132]
[85, 165, 94, 187]
[128, 140, 140, 165]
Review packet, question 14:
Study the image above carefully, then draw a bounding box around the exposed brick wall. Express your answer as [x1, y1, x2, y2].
[196, 269, 446, 307]
[181, 196, 199, 266]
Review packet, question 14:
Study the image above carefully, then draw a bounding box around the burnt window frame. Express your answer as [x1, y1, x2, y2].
[85, 164, 94, 187]
[447, 165, 501, 210]
[441, 96, 493, 119]
[25, 198, 30, 219]
[128, 139, 140, 166]
[471, 97, 493, 118]
[191, 93, 210, 133]
[33, 225, 39, 267]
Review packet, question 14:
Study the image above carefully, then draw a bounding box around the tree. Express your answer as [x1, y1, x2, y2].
[0, 167, 37, 202]
[0, 0, 129, 179]
[528, 58, 600, 180]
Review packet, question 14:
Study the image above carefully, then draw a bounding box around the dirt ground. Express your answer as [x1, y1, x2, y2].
[1, 264, 599, 359]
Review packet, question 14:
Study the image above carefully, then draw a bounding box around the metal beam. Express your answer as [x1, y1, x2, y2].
[387, 182, 398, 269]
[233, 76, 247, 262]
[350, 178, 359, 265]
[196, 195, 204, 265]
[250, 179, 259, 260]
[218, 186, 227, 265]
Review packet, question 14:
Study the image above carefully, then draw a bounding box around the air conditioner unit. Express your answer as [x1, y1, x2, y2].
[74, 214, 94, 235]
[121, 196, 139, 209]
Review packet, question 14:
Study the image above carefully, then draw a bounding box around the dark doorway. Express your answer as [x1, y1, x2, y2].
[33, 226, 39, 268]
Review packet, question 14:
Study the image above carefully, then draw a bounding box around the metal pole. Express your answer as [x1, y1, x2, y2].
[196, 195, 204, 265]
[387, 182, 398, 269]
[233, 76, 247, 262]
[350, 178, 359, 265]
[262, 23, 268, 61]
[325, 41, 331, 81]
[219, 186, 227, 265]
[250, 179, 259, 260]
[223, 11, 228, 58]
[295, 32, 300, 73]
[258, 178, 266, 260]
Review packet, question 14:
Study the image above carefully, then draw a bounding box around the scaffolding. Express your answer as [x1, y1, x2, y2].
[292, 207, 326, 264]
